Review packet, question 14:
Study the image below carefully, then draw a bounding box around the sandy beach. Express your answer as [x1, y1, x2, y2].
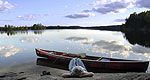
[0, 61, 150, 80]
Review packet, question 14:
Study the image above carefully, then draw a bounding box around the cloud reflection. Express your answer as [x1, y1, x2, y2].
[0, 45, 21, 57]
[91, 40, 131, 58]
[90, 40, 150, 58]
[65, 37, 93, 44]
[20, 37, 40, 43]
[132, 46, 150, 54]
[65, 36, 150, 59]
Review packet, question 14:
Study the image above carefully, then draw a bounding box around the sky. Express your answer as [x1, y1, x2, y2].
[0, 0, 150, 26]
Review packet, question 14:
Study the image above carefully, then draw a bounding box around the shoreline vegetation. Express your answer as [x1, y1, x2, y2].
[0, 23, 121, 31]
[121, 10, 150, 32]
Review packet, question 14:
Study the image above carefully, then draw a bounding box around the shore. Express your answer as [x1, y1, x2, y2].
[0, 61, 150, 80]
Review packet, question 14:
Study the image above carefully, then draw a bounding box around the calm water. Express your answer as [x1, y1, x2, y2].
[0, 29, 150, 72]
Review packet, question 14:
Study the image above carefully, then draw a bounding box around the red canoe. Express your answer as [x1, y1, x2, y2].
[35, 48, 149, 72]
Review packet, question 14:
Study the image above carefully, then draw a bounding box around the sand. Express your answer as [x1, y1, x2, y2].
[0, 61, 150, 80]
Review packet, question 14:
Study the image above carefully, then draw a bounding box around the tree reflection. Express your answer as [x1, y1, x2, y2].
[122, 30, 150, 48]
[33, 30, 44, 35]
[0, 30, 44, 36]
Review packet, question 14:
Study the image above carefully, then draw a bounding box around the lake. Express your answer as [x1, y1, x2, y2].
[0, 29, 150, 72]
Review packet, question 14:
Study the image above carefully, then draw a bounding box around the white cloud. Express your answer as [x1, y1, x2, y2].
[65, 13, 95, 19]
[0, 0, 15, 12]
[0, 45, 21, 57]
[17, 14, 39, 20]
[17, 13, 51, 20]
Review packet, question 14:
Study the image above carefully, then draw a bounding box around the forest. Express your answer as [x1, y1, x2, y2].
[0, 24, 46, 31]
[122, 11, 150, 31]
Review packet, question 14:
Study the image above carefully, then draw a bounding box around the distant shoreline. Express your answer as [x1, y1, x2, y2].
[46, 25, 121, 31]
[0, 25, 121, 32]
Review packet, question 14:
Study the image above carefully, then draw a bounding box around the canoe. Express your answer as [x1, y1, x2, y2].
[35, 48, 149, 72]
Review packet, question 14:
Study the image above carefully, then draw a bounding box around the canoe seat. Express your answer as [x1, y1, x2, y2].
[100, 59, 110, 62]
[97, 57, 102, 61]
[97, 58, 110, 62]
[77, 53, 86, 58]
[48, 52, 56, 54]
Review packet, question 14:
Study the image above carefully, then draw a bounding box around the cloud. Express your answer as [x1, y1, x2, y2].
[65, 13, 95, 19]
[66, 0, 150, 18]
[65, 37, 93, 43]
[114, 19, 125, 22]
[85, 0, 136, 14]
[17, 14, 39, 20]
[136, 0, 150, 8]
[86, 0, 150, 14]
[17, 13, 51, 20]
[20, 37, 40, 43]
[0, 0, 15, 12]
[0, 45, 21, 57]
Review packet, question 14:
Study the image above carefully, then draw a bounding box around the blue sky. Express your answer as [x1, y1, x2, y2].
[0, 0, 150, 26]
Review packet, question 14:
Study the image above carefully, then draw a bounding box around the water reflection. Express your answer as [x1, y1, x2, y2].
[90, 40, 131, 58]
[65, 36, 150, 59]
[0, 29, 150, 71]
[33, 30, 44, 35]
[0, 31, 28, 36]
[36, 58, 129, 73]
[0, 30, 44, 36]
[20, 37, 40, 43]
[123, 31, 150, 48]
[0, 45, 21, 57]
[66, 36, 93, 44]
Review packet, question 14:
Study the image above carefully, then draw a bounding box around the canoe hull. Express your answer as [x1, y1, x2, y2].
[35, 49, 149, 72]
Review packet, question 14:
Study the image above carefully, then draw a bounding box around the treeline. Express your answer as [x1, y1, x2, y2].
[122, 11, 150, 31]
[0, 24, 82, 31]
[0, 24, 46, 31]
